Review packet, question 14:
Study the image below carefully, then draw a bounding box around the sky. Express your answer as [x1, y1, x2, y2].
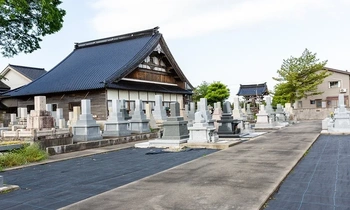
[0, 0, 349, 101]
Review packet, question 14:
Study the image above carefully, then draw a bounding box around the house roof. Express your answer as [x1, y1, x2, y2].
[6, 64, 46, 80]
[324, 67, 350, 75]
[237, 83, 269, 96]
[4, 27, 192, 97]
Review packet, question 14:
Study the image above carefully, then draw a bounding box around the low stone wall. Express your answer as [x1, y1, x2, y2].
[46, 132, 158, 156]
[294, 108, 333, 120]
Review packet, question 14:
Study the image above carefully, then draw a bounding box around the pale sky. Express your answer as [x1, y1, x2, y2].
[0, 0, 349, 101]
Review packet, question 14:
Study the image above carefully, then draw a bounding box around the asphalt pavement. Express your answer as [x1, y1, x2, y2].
[62, 121, 321, 210]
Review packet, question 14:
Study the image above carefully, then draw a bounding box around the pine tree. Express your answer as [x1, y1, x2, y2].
[272, 49, 330, 105]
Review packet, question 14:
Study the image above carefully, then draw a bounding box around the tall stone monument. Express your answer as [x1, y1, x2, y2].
[198, 98, 215, 127]
[152, 95, 167, 122]
[217, 101, 246, 138]
[72, 99, 102, 142]
[129, 100, 150, 133]
[27, 96, 55, 130]
[103, 99, 131, 136]
[212, 102, 223, 131]
[188, 110, 218, 143]
[149, 102, 189, 148]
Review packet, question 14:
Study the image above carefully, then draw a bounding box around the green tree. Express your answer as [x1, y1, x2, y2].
[272, 48, 330, 104]
[192, 81, 209, 102]
[0, 0, 66, 57]
[205, 81, 230, 106]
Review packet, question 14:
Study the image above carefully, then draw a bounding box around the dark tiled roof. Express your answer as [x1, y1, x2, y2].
[237, 83, 269, 96]
[8, 64, 46, 80]
[109, 80, 192, 94]
[5, 28, 163, 97]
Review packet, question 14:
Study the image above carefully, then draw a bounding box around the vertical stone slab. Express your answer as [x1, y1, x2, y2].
[34, 96, 46, 111]
[20, 108, 27, 120]
[223, 101, 232, 114]
[10, 113, 17, 124]
[170, 102, 180, 117]
[46, 104, 53, 112]
[152, 95, 167, 121]
[129, 99, 150, 133]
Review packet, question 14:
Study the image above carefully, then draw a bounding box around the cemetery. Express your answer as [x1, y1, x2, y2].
[0, 23, 349, 210]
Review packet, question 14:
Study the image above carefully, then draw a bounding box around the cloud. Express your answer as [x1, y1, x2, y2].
[90, 0, 330, 39]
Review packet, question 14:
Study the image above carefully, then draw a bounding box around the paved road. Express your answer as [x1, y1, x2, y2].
[63, 121, 321, 210]
[0, 148, 217, 210]
[265, 134, 350, 210]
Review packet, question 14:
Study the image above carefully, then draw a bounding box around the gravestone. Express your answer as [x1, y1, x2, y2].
[188, 110, 218, 143]
[198, 98, 215, 127]
[232, 97, 245, 120]
[212, 102, 222, 131]
[119, 99, 130, 120]
[275, 104, 286, 122]
[70, 106, 80, 127]
[27, 96, 55, 130]
[184, 104, 189, 121]
[188, 102, 195, 122]
[129, 100, 150, 133]
[72, 99, 102, 142]
[56, 108, 66, 129]
[217, 101, 246, 138]
[246, 104, 255, 121]
[152, 95, 167, 121]
[103, 99, 131, 136]
[149, 102, 189, 148]
[145, 103, 158, 129]
[327, 94, 350, 132]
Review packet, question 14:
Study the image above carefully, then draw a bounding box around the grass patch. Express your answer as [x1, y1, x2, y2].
[0, 143, 48, 170]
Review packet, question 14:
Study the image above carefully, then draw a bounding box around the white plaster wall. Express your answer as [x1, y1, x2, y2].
[148, 92, 156, 101]
[139, 91, 148, 100]
[129, 91, 139, 100]
[170, 94, 177, 101]
[119, 90, 129, 100]
[163, 93, 171, 101]
[107, 89, 119, 99]
[2, 70, 31, 89]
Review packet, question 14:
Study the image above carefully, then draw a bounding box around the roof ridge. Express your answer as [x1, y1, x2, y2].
[9, 64, 45, 70]
[75, 26, 159, 49]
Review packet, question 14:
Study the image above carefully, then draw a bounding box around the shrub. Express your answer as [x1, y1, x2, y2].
[0, 143, 48, 169]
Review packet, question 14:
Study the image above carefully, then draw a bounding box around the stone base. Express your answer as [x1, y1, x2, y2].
[129, 121, 150, 134]
[72, 125, 102, 142]
[148, 138, 188, 148]
[103, 122, 131, 137]
[218, 132, 249, 138]
[188, 126, 218, 143]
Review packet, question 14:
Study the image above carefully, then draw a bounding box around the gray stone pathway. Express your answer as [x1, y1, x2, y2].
[0, 148, 217, 210]
[265, 135, 350, 210]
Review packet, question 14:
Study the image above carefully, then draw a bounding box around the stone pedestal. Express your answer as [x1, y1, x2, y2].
[72, 99, 102, 142]
[188, 111, 218, 143]
[148, 102, 189, 148]
[129, 100, 150, 133]
[103, 99, 131, 137]
[217, 101, 246, 138]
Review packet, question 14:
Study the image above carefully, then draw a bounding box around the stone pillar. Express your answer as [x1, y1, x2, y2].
[198, 98, 215, 126]
[70, 106, 80, 127]
[103, 99, 131, 137]
[129, 100, 150, 133]
[72, 99, 102, 142]
[35, 96, 46, 111]
[152, 95, 167, 121]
